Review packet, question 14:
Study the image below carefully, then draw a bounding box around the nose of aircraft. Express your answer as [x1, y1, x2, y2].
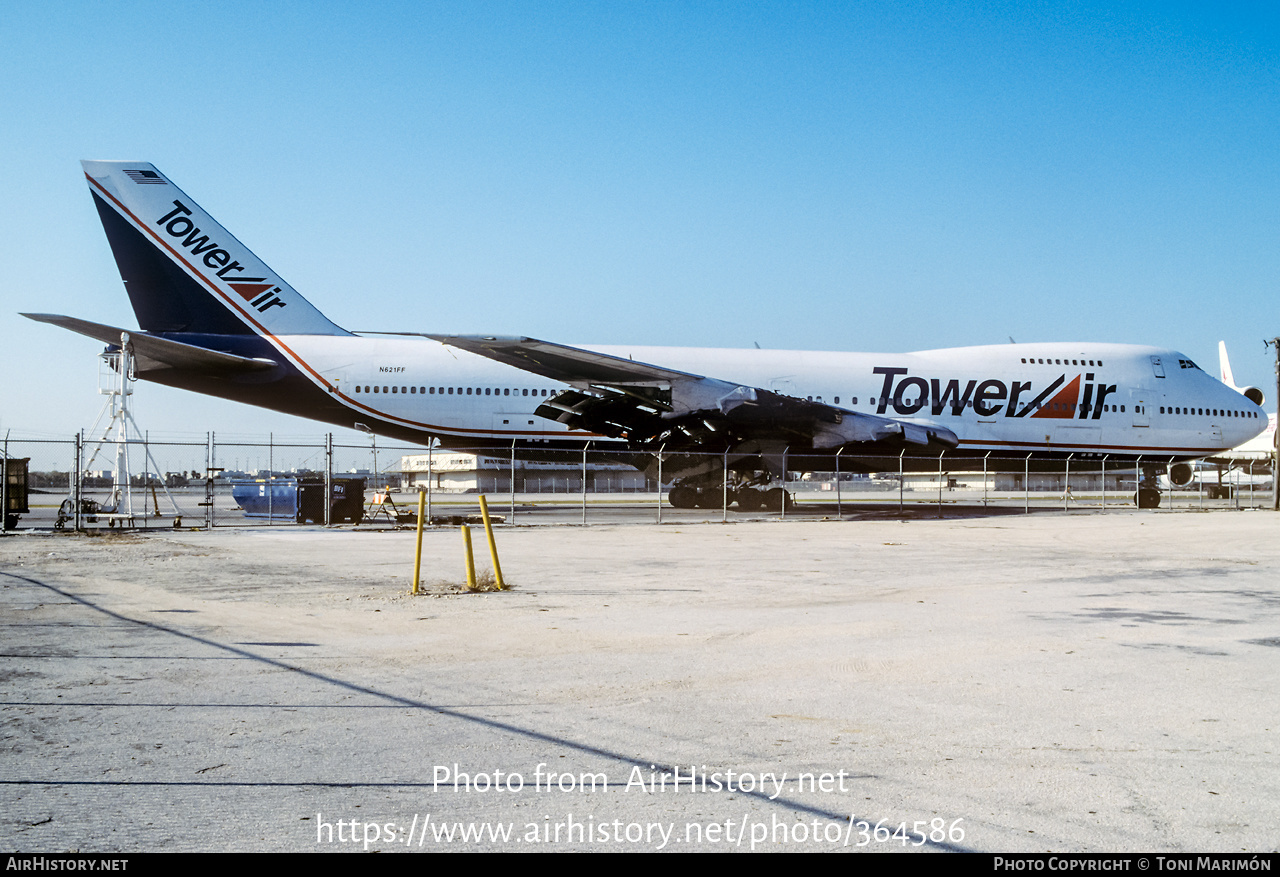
[1217, 386, 1268, 448]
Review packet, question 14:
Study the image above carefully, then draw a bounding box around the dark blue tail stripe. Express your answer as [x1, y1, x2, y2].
[91, 191, 256, 336]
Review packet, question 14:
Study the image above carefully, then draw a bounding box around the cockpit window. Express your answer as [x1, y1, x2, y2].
[1178, 358, 1201, 371]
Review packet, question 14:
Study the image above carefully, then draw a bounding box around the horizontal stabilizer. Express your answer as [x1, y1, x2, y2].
[22, 313, 278, 373]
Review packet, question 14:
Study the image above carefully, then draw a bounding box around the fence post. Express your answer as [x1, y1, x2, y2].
[267, 433, 274, 525]
[581, 442, 589, 526]
[0, 430, 10, 534]
[509, 440, 516, 523]
[1101, 455, 1108, 511]
[983, 452, 989, 508]
[1024, 453, 1030, 514]
[325, 433, 333, 527]
[1, 431, 8, 534]
[206, 431, 214, 529]
[898, 450, 904, 515]
[75, 431, 83, 531]
[657, 444, 664, 524]
[1064, 453, 1073, 511]
[937, 451, 944, 517]
[835, 448, 843, 517]
[143, 430, 150, 526]
[722, 449, 729, 523]
[781, 447, 789, 519]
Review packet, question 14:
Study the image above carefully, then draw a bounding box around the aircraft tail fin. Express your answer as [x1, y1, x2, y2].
[1218, 340, 1236, 388]
[81, 161, 350, 337]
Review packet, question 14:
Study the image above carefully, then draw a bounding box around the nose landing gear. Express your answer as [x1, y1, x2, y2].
[1137, 467, 1162, 508]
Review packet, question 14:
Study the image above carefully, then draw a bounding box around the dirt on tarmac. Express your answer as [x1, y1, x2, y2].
[2, 513, 1279, 852]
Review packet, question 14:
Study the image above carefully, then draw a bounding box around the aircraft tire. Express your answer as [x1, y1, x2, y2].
[693, 490, 720, 509]
[1137, 487, 1161, 509]
[764, 487, 791, 512]
[736, 490, 763, 512]
[668, 486, 698, 509]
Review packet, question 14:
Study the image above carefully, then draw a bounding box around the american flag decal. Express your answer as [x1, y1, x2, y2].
[124, 169, 167, 184]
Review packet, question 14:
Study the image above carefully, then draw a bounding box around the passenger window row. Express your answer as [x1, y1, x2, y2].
[1160, 407, 1257, 418]
[1020, 358, 1103, 367]
[352, 386, 553, 397]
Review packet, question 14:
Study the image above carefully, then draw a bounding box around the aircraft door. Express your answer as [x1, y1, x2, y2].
[493, 390, 537, 440]
[1130, 390, 1149, 427]
[322, 368, 349, 398]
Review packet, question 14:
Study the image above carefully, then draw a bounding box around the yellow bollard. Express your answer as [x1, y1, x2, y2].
[477, 495, 506, 590]
[461, 524, 477, 590]
[411, 489, 426, 595]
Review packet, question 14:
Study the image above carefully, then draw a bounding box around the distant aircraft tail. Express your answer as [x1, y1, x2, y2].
[1218, 340, 1236, 387]
[1217, 340, 1265, 406]
[81, 161, 349, 337]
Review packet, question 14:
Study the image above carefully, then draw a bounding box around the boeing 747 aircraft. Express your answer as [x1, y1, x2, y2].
[24, 161, 1267, 509]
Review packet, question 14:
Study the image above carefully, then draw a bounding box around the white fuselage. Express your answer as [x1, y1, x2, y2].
[287, 335, 1265, 459]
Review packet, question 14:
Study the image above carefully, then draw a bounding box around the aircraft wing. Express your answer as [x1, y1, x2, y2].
[22, 314, 278, 374]
[425, 334, 699, 383]
[430, 334, 958, 453]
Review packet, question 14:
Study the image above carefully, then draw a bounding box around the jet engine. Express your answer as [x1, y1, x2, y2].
[1168, 462, 1195, 487]
[1238, 386, 1265, 406]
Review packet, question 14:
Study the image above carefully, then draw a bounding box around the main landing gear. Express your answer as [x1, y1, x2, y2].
[667, 481, 793, 512]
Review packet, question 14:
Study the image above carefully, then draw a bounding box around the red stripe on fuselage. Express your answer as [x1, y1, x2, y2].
[957, 438, 1223, 455]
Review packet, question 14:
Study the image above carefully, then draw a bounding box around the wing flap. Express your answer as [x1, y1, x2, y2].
[539, 384, 958, 451]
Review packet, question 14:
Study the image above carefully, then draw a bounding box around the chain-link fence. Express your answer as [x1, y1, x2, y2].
[2, 433, 1274, 531]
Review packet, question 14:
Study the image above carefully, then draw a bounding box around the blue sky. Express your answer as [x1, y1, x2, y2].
[2, 1, 1277, 441]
